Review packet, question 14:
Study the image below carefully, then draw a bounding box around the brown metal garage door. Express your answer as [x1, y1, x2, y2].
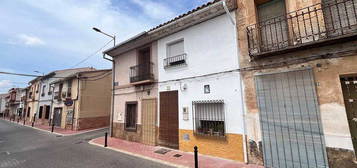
[159, 91, 179, 149]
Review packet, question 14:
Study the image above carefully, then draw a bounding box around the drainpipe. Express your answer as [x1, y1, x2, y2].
[222, 0, 249, 163]
[103, 53, 115, 137]
[36, 81, 42, 122]
[222, 0, 236, 26]
[49, 85, 55, 125]
[72, 74, 80, 130]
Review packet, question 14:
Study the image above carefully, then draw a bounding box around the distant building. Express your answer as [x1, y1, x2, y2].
[0, 93, 8, 117]
[50, 69, 112, 130]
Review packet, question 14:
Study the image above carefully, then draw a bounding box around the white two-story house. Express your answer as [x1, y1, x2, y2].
[104, 0, 244, 162]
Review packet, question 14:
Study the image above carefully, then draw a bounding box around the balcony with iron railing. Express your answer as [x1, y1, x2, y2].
[164, 54, 187, 68]
[129, 62, 154, 85]
[247, 0, 357, 59]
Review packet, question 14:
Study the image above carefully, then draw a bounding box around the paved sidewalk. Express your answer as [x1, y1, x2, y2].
[1, 118, 107, 136]
[90, 137, 263, 168]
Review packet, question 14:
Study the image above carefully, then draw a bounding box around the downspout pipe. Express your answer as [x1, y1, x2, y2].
[103, 53, 115, 137]
[222, 0, 249, 164]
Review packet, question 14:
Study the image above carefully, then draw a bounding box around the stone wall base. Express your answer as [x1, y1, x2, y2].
[112, 122, 142, 143]
[77, 116, 109, 130]
[327, 147, 357, 168]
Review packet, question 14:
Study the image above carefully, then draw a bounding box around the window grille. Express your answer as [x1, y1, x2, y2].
[193, 100, 225, 137]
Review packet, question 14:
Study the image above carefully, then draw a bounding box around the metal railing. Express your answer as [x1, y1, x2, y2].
[247, 0, 357, 57]
[129, 62, 154, 83]
[164, 54, 187, 68]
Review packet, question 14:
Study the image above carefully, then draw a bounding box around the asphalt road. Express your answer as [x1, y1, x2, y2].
[0, 119, 173, 168]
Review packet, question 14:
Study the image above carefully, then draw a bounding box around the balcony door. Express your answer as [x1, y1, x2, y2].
[322, 0, 357, 37]
[138, 47, 151, 80]
[257, 0, 288, 52]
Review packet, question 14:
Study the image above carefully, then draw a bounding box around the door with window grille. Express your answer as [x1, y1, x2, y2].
[340, 76, 357, 157]
[142, 99, 157, 145]
[255, 69, 328, 168]
[159, 91, 179, 149]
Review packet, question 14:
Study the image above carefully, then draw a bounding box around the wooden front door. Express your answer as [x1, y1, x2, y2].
[159, 91, 179, 149]
[142, 99, 157, 145]
[340, 76, 357, 157]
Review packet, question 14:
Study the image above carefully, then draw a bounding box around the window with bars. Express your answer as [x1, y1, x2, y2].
[125, 102, 137, 131]
[193, 100, 225, 137]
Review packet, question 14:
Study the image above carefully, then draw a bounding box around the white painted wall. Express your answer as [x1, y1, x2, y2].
[157, 12, 244, 134]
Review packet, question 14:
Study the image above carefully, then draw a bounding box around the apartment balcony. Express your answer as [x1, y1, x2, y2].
[164, 54, 187, 68]
[247, 0, 357, 59]
[129, 62, 154, 85]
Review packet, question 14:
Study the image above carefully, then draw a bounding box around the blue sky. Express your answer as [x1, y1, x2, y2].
[0, 0, 210, 93]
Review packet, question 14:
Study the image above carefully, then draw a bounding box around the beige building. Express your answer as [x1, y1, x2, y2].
[25, 78, 41, 123]
[236, 0, 357, 167]
[104, 39, 159, 145]
[50, 69, 112, 130]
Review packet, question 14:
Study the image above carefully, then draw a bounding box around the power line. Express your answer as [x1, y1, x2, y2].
[71, 39, 114, 68]
[0, 71, 42, 78]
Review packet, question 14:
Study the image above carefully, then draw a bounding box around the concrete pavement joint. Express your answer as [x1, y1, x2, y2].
[88, 140, 188, 168]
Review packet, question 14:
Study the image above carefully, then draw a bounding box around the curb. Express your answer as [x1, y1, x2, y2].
[88, 140, 188, 168]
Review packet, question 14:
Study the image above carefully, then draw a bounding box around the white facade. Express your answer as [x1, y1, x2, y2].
[157, 12, 244, 134]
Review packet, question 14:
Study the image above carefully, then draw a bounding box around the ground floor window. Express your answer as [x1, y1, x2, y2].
[125, 102, 137, 131]
[193, 100, 225, 137]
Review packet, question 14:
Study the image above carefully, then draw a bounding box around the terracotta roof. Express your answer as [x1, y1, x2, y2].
[148, 0, 221, 32]
[104, 0, 234, 56]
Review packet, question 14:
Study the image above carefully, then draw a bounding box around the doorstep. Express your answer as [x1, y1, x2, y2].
[89, 137, 263, 168]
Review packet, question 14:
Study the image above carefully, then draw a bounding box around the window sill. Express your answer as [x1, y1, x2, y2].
[124, 127, 137, 132]
[194, 132, 226, 140]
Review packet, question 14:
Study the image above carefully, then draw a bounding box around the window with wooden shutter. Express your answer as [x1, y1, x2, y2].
[125, 102, 137, 131]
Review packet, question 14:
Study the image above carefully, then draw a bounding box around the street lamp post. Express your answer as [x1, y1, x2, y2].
[92, 27, 116, 46]
[93, 27, 116, 137]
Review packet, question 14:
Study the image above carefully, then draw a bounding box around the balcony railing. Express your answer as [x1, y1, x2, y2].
[129, 62, 154, 83]
[164, 54, 187, 68]
[247, 0, 357, 58]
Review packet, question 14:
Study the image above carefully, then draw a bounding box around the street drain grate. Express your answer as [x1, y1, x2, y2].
[154, 148, 171, 155]
[56, 135, 63, 137]
[84, 138, 92, 141]
[75, 141, 83, 144]
[173, 154, 182, 158]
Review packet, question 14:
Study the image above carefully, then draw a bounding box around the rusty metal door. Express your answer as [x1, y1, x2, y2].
[255, 69, 328, 168]
[340, 76, 357, 156]
[159, 91, 179, 149]
[142, 99, 157, 145]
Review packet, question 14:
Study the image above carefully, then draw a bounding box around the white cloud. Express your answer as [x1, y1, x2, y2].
[17, 34, 45, 46]
[131, 0, 176, 21]
[0, 80, 11, 90]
